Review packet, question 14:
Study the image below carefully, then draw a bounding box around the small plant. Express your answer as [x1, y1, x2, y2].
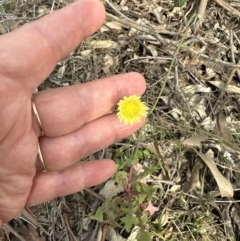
[0, 0, 13, 13]
[91, 150, 159, 241]
[174, 0, 187, 8]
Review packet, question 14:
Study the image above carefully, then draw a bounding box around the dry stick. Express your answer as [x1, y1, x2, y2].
[213, 0, 240, 18]
[100, 225, 108, 241]
[0, 14, 45, 23]
[106, 13, 174, 44]
[212, 62, 238, 114]
[229, 30, 235, 64]
[229, 30, 240, 81]
[194, 0, 209, 31]
[63, 213, 78, 241]
[104, 0, 132, 22]
[3, 223, 27, 241]
[84, 188, 106, 202]
[174, 60, 199, 126]
[150, 32, 188, 115]
[106, 12, 240, 69]
[182, 160, 203, 193]
[20, 208, 49, 235]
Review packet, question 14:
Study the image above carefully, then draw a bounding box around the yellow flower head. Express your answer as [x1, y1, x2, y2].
[117, 95, 149, 125]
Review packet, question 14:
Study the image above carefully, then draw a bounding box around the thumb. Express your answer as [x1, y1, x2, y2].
[0, 0, 105, 92]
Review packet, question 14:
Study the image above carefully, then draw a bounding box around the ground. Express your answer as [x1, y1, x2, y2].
[1, 0, 240, 240]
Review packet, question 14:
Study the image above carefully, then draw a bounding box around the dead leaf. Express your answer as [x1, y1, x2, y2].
[159, 211, 169, 227]
[99, 180, 124, 199]
[146, 45, 158, 57]
[103, 53, 117, 74]
[182, 160, 203, 193]
[169, 108, 183, 121]
[80, 50, 91, 56]
[169, 185, 181, 193]
[209, 81, 240, 94]
[213, 112, 240, 152]
[37, 5, 51, 15]
[213, 112, 233, 141]
[57, 64, 66, 79]
[149, 6, 162, 24]
[183, 134, 208, 148]
[105, 226, 126, 241]
[19, 224, 45, 241]
[182, 84, 211, 94]
[127, 226, 140, 241]
[195, 150, 234, 197]
[100, 21, 122, 32]
[200, 116, 215, 131]
[88, 40, 119, 49]
[222, 142, 240, 153]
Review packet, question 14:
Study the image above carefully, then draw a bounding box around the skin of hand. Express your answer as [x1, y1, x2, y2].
[0, 0, 146, 226]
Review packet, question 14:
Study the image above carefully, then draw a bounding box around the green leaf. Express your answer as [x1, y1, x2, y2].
[121, 204, 138, 214]
[109, 220, 122, 229]
[135, 182, 142, 192]
[107, 209, 116, 220]
[143, 149, 150, 156]
[131, 205, 139, 214]
[139, 212, 148, 226]
[138, 193, 146, 204]
[136, 231, 154, 241]
[115, 171, 128, 184]
[136, 150, 142, 158]
[103, 198, 112, 209]
[0, 6, 5, 13]
[135, 183, 156, 202]
[174, 0, 187, 8]
[91, 207, 103, 222]
[121, 206, 131, 214]
[121, 216, 137, 232]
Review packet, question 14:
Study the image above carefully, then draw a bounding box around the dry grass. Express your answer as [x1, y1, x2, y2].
[1, 0, 240, 240]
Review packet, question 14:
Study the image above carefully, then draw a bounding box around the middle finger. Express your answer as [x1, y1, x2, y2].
[33, 72, 146, 137]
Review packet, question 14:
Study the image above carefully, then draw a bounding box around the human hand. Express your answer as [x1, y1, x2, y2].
[0, 0, 146, 226]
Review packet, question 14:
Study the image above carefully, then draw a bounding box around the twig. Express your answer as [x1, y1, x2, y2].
[106, 13, 240, 69]
[84, 188, 106, 202]
[124, 56, 173, 64]
[0, 14, 45, 23]
[63, 213, 78, 241]
[100, 225, 107, 241]
[211, 62, 238, 114]
[3, 223, 27, 241]
[229, 30, 240, 81]
[213, 0, 240, 18]
[104, 0, 132, 21]
[19, 208, 49, 235]
[175, 89, 200, 127]
[106, 12, 170, 41]
[194, 0, 209, 31]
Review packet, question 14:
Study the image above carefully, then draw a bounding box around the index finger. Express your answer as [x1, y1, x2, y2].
[0, 0, 105, 91]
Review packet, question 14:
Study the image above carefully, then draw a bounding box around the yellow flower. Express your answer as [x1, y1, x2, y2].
[117, 95, 149, 125]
